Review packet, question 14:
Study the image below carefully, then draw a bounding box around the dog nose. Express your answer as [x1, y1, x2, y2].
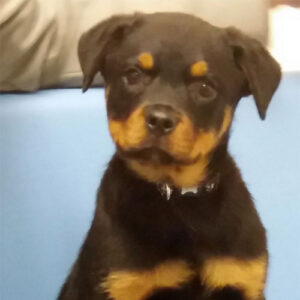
[145, 105, 179, 135]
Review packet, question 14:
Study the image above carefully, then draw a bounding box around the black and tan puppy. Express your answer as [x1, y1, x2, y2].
[58, 13, 281, 300]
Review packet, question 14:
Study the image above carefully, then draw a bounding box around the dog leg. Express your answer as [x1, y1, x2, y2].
[100, 260, 195, 300]
[200, 256, 267, 300]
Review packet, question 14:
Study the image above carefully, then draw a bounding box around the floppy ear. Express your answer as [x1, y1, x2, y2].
[226, 28, 281, 119]
[78, 14, 142, 92]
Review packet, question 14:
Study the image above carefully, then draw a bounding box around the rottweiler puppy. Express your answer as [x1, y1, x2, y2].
[58, 13, 281, 300]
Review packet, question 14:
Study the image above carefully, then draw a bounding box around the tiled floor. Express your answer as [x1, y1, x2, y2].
[269, 6, 300, 71]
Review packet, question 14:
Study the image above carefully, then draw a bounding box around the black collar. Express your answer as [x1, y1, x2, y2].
[157, 174, 220, 200]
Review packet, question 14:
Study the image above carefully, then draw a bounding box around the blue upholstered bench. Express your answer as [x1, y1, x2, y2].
[0, 73, 299, 300]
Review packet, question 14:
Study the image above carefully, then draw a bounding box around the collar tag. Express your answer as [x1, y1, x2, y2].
[180, 186, 198, 195]
[158, 174, 219, 201]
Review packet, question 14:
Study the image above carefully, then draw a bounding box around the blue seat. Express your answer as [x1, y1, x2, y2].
[1, 73, 299, 300]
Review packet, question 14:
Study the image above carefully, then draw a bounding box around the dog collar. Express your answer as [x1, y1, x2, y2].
[158, 174, 220, 201]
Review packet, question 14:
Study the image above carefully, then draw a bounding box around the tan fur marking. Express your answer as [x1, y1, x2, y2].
[167, 116, 196, 159]
[218, 106, 232, 137]
[138, 53, 154, 70]
[190, 61, 208, 77]
[190, 107, 232, 159]
[120, 107, 232, 187]
[101, 260, 195, 300]
[189, 131, 216, 159]
[105, 85, 110, 101]
[201, 256, 267, 299]
[167, 116, 215, 160]
[127, 107, 232, 187]
[168, 107, 232, 161]
[129, 156, 208, 188]
[109, 107, 147, 149]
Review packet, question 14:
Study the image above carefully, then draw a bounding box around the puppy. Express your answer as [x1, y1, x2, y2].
[58, 12, 281, 300]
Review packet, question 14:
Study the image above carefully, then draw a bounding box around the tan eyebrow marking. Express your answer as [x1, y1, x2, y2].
[138, 53, 154, 70]
[190, 61, 208, 77]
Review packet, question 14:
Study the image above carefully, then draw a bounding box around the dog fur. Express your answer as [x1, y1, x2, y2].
[58, 13, 281, 300]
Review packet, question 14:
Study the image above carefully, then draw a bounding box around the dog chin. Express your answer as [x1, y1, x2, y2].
[118, 147, 190, 165]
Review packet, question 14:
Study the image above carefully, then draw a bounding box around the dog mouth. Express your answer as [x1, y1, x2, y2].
[119, 146, 198, 165]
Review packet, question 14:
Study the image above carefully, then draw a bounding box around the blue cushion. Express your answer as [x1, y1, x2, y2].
[0, 73, 299, 300]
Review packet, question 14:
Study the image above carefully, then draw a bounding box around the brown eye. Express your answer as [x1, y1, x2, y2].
[124, 68, 142, 85]
[198, 82, 216, 99]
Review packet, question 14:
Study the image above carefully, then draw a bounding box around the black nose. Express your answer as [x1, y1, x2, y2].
[145, 105, 179, 135]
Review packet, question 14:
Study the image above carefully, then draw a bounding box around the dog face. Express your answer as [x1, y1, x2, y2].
[78, 13, 280, 185]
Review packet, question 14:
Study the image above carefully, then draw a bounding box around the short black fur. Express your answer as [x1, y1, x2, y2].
[59, 12, 281, 300]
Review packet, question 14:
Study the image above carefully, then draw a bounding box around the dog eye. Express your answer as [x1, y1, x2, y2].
[123, 68, 142, 85]
[189, 80, 217, 104]
[198, 82, 216, 99]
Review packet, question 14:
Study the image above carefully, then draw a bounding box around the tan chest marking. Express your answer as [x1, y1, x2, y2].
[201, 256, 267, 299]
[101, 260, 195, 300]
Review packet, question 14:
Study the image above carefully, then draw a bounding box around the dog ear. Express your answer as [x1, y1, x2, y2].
[226, 28, 281, 120]
[78, 14, 142, 92]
